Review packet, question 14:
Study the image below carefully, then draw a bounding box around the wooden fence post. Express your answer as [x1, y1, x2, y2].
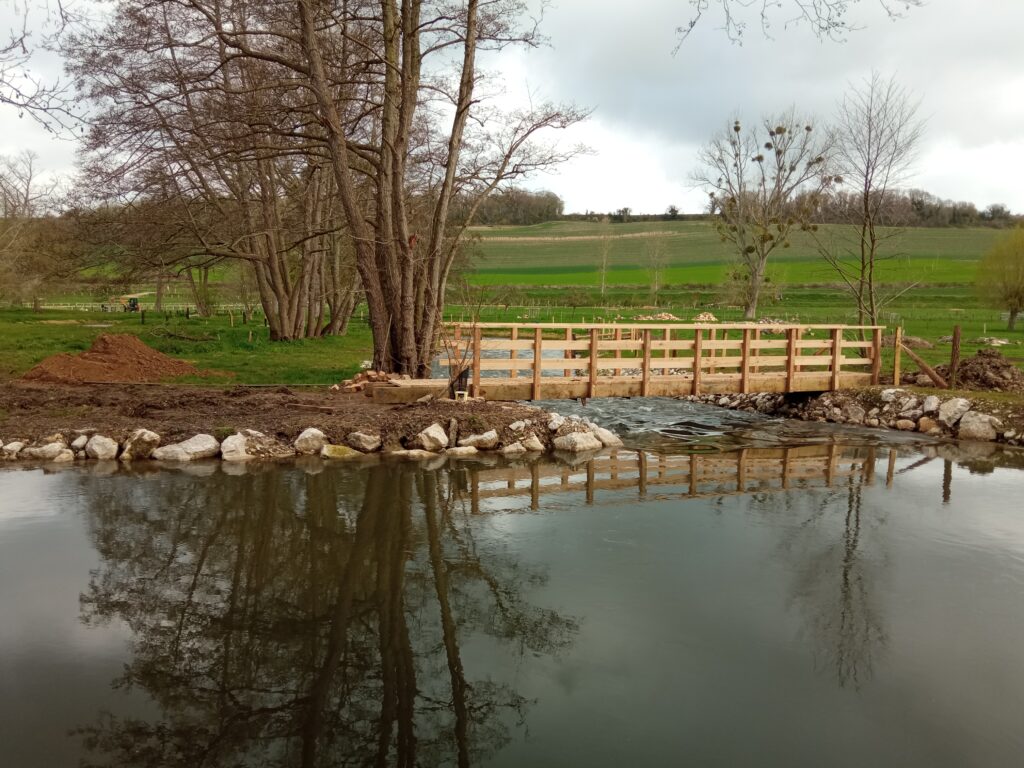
[893, 326, 903, 385]
[589, 328, 599, 398]
[740, 328, 751, 394]
[830, 328, 843, 390]
[471, 325, 482, 397]
[709, 328, 717, 374]
[692, 328, 703, 395]
[564, 327, 573, 378]
[786, 327, 797, 393]
[950, 325, 961, 389]
[752, 328, 760, 373]
[871, 327, 883, 385]
[614, 327, 623, 377]
[509, 326, 518, 379]
[532, 327, 543, 400]
[641, 330, 652, 396]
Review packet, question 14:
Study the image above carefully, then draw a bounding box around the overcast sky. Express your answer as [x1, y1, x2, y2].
[3, 0, 1023, 214]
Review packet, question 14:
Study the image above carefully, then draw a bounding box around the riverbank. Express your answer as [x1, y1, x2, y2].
[686, 387, 1024, 446]
[0, 382, 622, 464]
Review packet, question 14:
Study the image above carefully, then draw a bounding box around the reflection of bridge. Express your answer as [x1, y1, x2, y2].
[374, 322, 885, 402]
[453, 445, 899, 514]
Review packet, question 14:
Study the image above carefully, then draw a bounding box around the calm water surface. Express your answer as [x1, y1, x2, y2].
[2, 400, 1024, 767]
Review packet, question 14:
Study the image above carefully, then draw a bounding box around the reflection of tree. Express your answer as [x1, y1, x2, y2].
[746, 448, 887, 690]
[76, 463, 577, 767]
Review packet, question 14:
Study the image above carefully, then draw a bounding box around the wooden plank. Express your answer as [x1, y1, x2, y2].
[451, 322, 886, 331]
[532, 327, 542, 400]
[472, 325, 482, 397]
[564, 327, 573, 378]
[831, 328, 842, 391]
[692, 328, 703, 395]
[589, 329, 599, 398]
[740, 328, 751, 394]
[871, 327, 882, 385]
[509, 327, 518, 379]
[786, 327, 797, 393]
[893, 326, 903, 385]
[641, 330, 651, 396]
[614, 327, 623, 376]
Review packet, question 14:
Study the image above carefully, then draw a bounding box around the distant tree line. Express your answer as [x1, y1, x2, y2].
[465, 188, 564, 226]
[808, 189, 1019, 229]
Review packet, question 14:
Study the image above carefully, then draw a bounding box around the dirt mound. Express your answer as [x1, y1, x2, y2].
[934, 349, 1024, 393]
[21, 334, 204, 384]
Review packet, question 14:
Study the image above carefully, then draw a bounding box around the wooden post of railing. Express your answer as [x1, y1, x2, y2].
[893, 326, 903, 386]
[530, 462, 540, 510]
[949, 325, 961, 389]
[752, 329, 761, 374]
[740, 328, 751, 394]
[886, 448, 897, 487]
[871, 327, 883, 385]
[586, 459, 595, 505]
[737, 448, 747, 491]
[638, 451, 648, 498]
[830, 328, 843, 390]
[826, 443, 838, 486]
[781, 447, 792, 489]
[664, 327, 671, 369]
[689, 454, 698, 496]
[614, 327, 623, 376]
[509, 327, 518, 379]
[471, 325, 482, 397]
[589, 328, 599, 398]
[709, 328, 717, 374]
[864, 446, 877, 486]
[786, 327, 797, 393]
[692, 328, 703, 395]
[563, 327, 572, 378]
[795, 328, 803, 374]
[641, 330, 652, 396]
[532, 327, 543, 400]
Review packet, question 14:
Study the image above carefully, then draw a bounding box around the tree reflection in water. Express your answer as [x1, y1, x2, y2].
[76, 463, 578, 767]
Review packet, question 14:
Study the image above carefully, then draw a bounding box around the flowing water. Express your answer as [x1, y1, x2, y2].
[2, 400, 1024, 767]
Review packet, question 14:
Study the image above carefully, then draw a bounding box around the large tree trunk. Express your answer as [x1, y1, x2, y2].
[1010, 309, 1019, 332]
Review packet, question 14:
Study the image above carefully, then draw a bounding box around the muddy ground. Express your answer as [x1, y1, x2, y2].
[0, 382, 543, 447]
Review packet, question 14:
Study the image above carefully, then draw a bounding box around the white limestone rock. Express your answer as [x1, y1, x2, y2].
[418, 423, 449, 452]
[2, 441, 25, 459]
[52, 449, 75, 463]
[508, 420, 529, 433]
[923, 395, 940, 414]
[938, 397, 972, 427]
[294, 428, 328, 455]
[458, 430, 499, 450]
[120, 429, 161, 461]
[152, 434, 220, 462]
[552, 431, 603, 453]
[388, 449, 438, 460]
[589, 425, 624, 447]
[71, 434, 89, 451]
[85, 435, 120, 461]
[521, 434, 546, 452]
[446, 446, 479, 457]
[500, 441, 527, 455]
[220, 433, 254, 462]
[880, 389, 902, 403]
[547, 413, 566, 432]
[22, 442, 68, 461]
[957, 411, 1001, 442]
[346, 431, 382, 453]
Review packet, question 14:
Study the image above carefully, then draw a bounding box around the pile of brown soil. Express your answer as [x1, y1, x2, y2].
[934, 349, 1024, 393]
[21, 334, 204, 384]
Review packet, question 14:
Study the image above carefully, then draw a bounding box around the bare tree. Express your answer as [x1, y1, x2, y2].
[676, 0, 924, 46]
[976, 228, 1024, 331]
[0, 150, 63, 302]
[694, 111, 836, 319]
[645, 234, 668, 302]
[597, 235, 612, 297]
[815, 72, 924, 325]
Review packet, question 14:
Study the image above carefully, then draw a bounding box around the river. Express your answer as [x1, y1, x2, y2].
[2, 399, 1024, 767]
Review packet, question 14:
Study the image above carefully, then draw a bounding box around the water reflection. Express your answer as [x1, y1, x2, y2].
[76, 465, 578, 767]
[44, 436, 1024, 766]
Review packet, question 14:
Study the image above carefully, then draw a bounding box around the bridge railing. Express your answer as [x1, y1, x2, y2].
[442, 322, 884, 399]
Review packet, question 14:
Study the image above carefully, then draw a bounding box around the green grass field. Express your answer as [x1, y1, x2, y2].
[468, 221, 998, 287]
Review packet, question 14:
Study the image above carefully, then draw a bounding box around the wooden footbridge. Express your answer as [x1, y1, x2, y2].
[373, 321, 886, 403]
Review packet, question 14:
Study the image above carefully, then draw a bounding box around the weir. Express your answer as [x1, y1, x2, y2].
[373, 321, 886, 403]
